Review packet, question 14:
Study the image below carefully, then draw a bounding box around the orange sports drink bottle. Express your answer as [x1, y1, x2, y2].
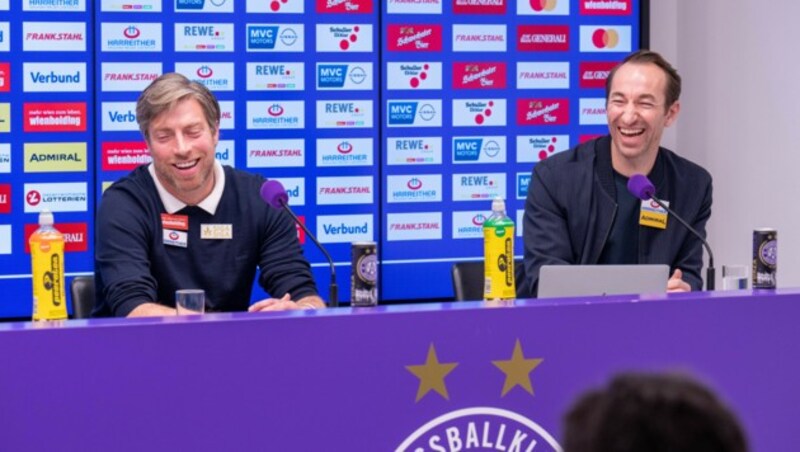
[30, 210, 68, 321]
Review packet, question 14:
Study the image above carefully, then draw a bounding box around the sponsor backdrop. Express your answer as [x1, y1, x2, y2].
[0, 0, 644, 317]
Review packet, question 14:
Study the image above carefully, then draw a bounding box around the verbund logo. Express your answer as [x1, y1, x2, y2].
[0, 183, 10, 214]
[453, 63, 506, 89]
[316, 0, 373, 13]
[517, 98, 569, 125]
[517, 25, 569, 52]
[25, 222, 87, 253]
[0, 62, 10, 92]
[579, 61, 616, 88]
[102, 141, 150, 171]
[580, 0, 631, 15]
[317, 214, 373, 243]
[387, 25, 442, 52]
[24, 102, 86, 132]
[453, 0, 506, 15]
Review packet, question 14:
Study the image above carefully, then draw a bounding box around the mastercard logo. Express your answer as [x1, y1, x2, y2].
[530, 0, 557, 11]
[592, 28, 619, 49]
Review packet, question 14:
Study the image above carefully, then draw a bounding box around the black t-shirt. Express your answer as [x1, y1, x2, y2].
[598, 171, 639, 265]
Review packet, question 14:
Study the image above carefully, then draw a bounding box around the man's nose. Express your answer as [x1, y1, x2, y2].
[174, 134, 190, 155]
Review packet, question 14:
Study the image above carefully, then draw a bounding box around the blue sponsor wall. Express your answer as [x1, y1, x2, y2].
[0, 0, 644, 318]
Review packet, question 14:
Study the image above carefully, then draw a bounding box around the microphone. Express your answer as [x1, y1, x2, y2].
[627, 174, 715, 290]
[260, 180, 338, 307]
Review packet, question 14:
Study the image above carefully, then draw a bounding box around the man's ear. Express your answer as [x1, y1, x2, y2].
[664, 100, 680, 127]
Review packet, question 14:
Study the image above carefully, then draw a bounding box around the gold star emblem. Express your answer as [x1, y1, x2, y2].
[405, 343, 458, 402]
[492, 339, 543, 397]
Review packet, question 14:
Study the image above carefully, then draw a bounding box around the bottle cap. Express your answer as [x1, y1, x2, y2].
[38, 209, 54, 227]
[491, 196, 505, 213]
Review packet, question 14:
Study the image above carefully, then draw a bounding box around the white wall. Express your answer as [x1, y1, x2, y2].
[650, 0, 798, 287]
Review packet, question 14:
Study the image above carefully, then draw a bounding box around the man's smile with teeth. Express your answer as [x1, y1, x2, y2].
[619, 127, 644, 137]
[175, 160, 198, 169]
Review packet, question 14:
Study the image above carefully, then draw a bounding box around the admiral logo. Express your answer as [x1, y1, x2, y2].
[579, 98, 607, 125]
[23, 0, 85, 11]
[219, 101, 235, 129]
[24, 182, 88, 213]
[579, 61, 615, 88]
[387, 175, 442, 203]
[453, 62, 506, 89]
[272, 177, 304, 206]
[175, 23, 233, 52]
[24, 63, 86, 92]
[316, 100, 373, 129]
[452, 99, 507, 127]
[387, 137, 442, 165]
[0, 103, 9, 132]
[316, 176, 374, 205]
[0, 23, 8, 52]
[579, 25, 631, 52]
[101, 23, 161, 52]
[452, 136, 506, 164]
[101, 62, 162, 91]
[453, 0, 505, 14]
[517, 173, 531, 199]
[387, 25, 442, 52]
[318, 214, 373, 243]
[247, 24, 304, 52]
[516, 135, 569, 163]
[23, 22, 86, 51]
[316, 24, 373, 52]
[176, 0, 234, 13]
[518, 0, 569, 15]
[102, 141, 150, 171]
[24, 102, 87, 132]
[316, 138, 373, 167]
[386, 62, 442, 90]
[176, 62, 234, 91]
[0, 143, 9, 173]
[387, 0, 441, 14]
[316, 0, 372, 13]
[517, 25, 569, 52]
[517, 98, 569, 125]
[0, 183, 9, 214]
[387, 212, 442, 241]
[247, 62, 304, 91]
[452, 173, 506, 201]
[316, 63, 373, 90]
[215, 139, 235, 167]
[452, 211, 489, 239]
[387, 100, 442, 127]
[102, 102, 138, 131]
[580, 0, 631, 15]
[101, 0, 160, 11]
[0, 63, 9, 92]
[247, 139, 304, 167]
[0, 224, 9, 254]
[516, 62, 570, 89]
[246, 101, 304, 129]
[24, 222, 88, 253]
[246, 0, 303, 13]
[24, 142, 87, 172]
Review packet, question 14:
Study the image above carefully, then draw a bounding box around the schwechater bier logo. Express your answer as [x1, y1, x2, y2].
[453, 63, 506, 89]
[315, 0, 372, 13]
[516, 98, 569, 125]
[388, 25, 442, 51]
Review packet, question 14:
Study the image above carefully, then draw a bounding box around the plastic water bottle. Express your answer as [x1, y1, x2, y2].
[30, 210, 67, 321]
[483, 197, 515, 300]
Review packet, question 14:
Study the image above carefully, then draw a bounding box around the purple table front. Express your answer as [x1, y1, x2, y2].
[1, 289, 796, 451]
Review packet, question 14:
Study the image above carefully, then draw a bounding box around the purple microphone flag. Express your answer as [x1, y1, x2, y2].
[260, 179, 289, 209]
[627, 174, 656, 200]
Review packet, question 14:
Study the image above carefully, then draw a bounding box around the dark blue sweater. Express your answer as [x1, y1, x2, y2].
[93, 165, 318, 317]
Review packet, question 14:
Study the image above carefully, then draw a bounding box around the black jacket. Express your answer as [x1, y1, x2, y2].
[520, 135, 713, 297]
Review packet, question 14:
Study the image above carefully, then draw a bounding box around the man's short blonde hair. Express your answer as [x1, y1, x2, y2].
[136, 72, 220, 141]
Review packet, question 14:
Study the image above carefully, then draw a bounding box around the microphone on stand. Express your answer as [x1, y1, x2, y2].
[627, 174, 715, 291]
[260, 180, 338, 307]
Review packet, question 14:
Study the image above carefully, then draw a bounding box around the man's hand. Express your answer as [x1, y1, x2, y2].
[248, 294, 326, 312]
[667, 268, 692, 293]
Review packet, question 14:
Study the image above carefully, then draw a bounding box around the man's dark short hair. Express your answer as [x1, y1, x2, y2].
[605, 49, 682, 110]
[563, 372, 748, 452]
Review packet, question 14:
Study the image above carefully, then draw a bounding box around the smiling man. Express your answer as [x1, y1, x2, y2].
[93, 73, 324, 317]
[519, 50, 713, 297]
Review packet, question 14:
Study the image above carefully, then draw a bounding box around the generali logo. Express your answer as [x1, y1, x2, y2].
[516, 98, 569, 125]
[453, 0, 506, 14]
[387, 25, 442, 52]
[579, 61, 616, 88]
[453, 62, 506, 89]
[517, 25, 569, 52]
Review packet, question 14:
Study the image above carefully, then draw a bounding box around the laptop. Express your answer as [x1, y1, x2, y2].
[537, 264, 670, 298]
